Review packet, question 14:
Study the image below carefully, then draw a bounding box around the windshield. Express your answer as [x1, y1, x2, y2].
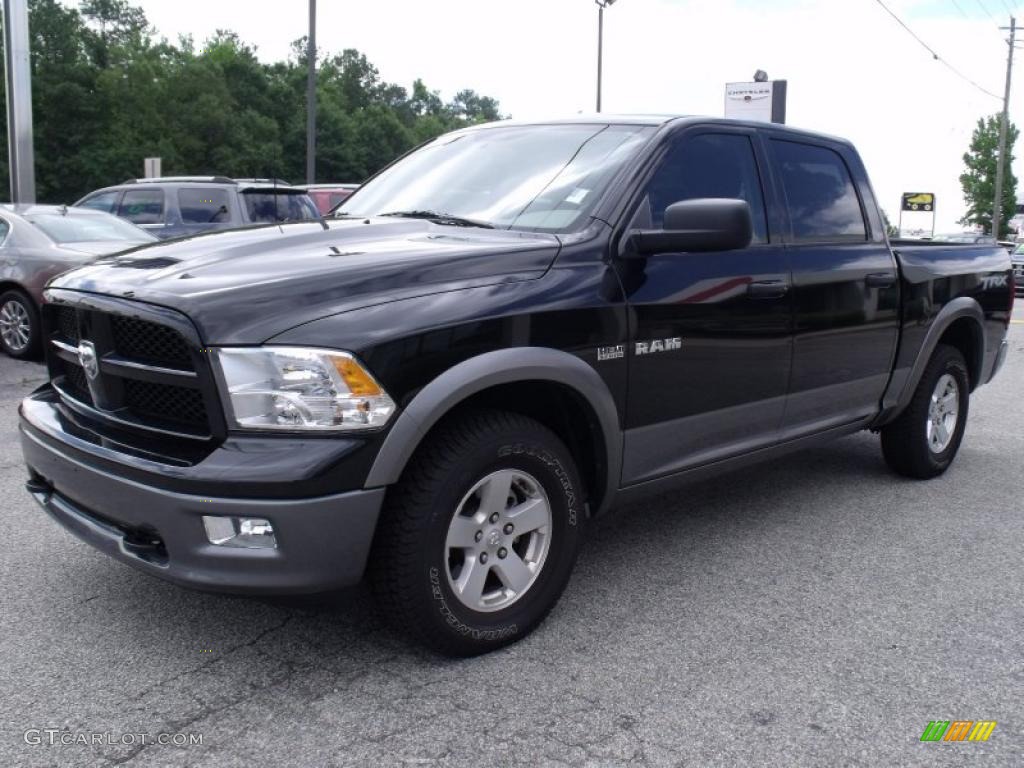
[338, 123, 655, 232]
[26, 213, 156, 244]
[242, 191, 321, 223]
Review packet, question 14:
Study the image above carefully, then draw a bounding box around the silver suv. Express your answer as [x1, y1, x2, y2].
[75, 177, 321, 239]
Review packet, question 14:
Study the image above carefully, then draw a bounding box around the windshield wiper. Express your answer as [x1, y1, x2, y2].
[379, 210, 494, 229]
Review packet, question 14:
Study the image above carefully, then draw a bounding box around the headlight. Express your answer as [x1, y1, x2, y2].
[215, 347, 396, 431]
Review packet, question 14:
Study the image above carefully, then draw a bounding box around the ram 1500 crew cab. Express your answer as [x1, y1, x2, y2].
[20, 117, 1013, 655]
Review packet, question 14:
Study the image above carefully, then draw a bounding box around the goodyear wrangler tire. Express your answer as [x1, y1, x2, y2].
[881, 344, 970, 479]
[370, 409, 584, 656]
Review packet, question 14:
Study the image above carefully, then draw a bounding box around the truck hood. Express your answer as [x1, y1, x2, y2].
[49, 218, 561, 343]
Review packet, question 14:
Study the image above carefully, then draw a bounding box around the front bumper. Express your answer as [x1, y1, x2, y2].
[20, 391, 386, 594]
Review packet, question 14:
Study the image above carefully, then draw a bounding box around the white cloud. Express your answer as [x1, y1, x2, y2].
[82, 0, 1024, 231]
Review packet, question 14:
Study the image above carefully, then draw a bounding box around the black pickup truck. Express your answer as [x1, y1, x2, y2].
[19, 117, 1013, 655]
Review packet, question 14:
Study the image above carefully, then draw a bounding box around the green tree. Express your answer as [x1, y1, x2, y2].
[881, 209, 899, 238]
[0, 0, 507, 201]
[959, 114, 1019, 237]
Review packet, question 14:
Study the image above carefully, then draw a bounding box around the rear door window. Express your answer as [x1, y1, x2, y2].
[178, 188, 232, 224]
[79, 190, 120, 213]
[118, 189, 165, 224]
[771, 140, 867, 241]
[242, 192, 321, 223]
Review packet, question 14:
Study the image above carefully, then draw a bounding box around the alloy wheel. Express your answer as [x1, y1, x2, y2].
[0, 299, 31, 352]
[926, 373, 959, 454]
[444, 469, 553, 612]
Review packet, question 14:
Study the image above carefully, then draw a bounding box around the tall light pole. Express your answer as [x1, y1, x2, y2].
[3, 0, 36, 203]
[993, 16, 1015, 238]
[595, 0, 617, 113]
[306, 0, 317, 184]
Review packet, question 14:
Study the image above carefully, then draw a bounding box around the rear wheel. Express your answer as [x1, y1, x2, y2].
[881, 344, 970, 479]
[370, 409, 584, 656]
[0, 289, 40, 359]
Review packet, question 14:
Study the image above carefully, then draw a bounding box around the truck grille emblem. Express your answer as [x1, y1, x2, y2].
[77, 340, 99, 380]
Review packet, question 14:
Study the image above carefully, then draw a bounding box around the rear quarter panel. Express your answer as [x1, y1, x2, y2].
[890, 242, 1011, 396]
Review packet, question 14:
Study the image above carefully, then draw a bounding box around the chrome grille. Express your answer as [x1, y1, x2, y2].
[45, 303, 219, 440]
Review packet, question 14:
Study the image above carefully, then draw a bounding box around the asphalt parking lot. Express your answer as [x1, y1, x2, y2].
[1, 303, 1022, 768]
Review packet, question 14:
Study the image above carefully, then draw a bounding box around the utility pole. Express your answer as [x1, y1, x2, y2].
[305, 0, 317, 185]
[595, 0, 617, 113]
[993, 16, 1015, 238]
[3, 0, 36, 203]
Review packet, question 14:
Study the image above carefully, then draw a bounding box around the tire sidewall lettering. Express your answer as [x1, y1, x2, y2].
[425, 436, 581, 642]
[429, 566, 518, 642]
[496, 442, 579, 527]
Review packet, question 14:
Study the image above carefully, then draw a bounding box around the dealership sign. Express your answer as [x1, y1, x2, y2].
[901, 192, 934, 211]
[724, 80, 787, 124]
[898, 192, 936, 238]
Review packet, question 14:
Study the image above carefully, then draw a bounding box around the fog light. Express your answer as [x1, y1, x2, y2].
[202, 516, 277, 549]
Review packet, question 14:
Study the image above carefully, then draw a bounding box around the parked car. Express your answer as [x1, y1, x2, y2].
[1013, 244, 1024, 295]
[74, 176, 321, 239]
[302, 183, 360, 215]
[933, 233, 996, 244]
[0, 205, 155, 359]
[21, 117, 1013, 656]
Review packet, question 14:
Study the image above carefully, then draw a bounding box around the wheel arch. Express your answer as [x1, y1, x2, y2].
[363, 348, 622, 517]
[878, 297, 985, 424]
[0, 280, 33, 302]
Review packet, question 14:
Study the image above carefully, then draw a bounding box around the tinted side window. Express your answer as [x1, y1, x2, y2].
[0, 218, 9, 243]
[242, 192, 320, 223]
[118, 189, 164, 224]
[79, 190, 120, 213]
[641, 133, 769, 243]
[772, 140, 866, 241]
[178, 188, 231, 224]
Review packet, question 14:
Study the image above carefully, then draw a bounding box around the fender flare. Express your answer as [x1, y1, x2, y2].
[363, 347, 622, 514]
[880, 297, 986, 420]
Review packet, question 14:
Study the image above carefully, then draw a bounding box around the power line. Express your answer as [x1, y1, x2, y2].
[874, 0, 1002, 99]
[949, 0, 971, 19]
[975, 0, 998, 23]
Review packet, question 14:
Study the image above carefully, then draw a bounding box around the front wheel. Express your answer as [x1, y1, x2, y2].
[370, 409, 584, 656]
[881, 344, 970, 479]
[0, 289, 40, 359]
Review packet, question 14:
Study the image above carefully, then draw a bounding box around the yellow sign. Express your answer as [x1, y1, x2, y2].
[902, 193, 935, 212]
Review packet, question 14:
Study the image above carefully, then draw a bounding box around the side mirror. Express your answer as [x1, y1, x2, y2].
[626, 198, 753, 257]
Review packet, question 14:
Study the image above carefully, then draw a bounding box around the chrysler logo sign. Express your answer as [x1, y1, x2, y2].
[77, 340, 99, 380]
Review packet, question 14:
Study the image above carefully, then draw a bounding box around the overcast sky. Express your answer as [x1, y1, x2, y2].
[82, 0, 1024, 233]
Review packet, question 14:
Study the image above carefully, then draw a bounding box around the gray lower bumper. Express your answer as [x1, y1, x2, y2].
[21, 425, 385, 594]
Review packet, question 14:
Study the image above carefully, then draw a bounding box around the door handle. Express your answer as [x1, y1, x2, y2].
[747, 280, 789, 299]
[865, 272, 897, 288]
